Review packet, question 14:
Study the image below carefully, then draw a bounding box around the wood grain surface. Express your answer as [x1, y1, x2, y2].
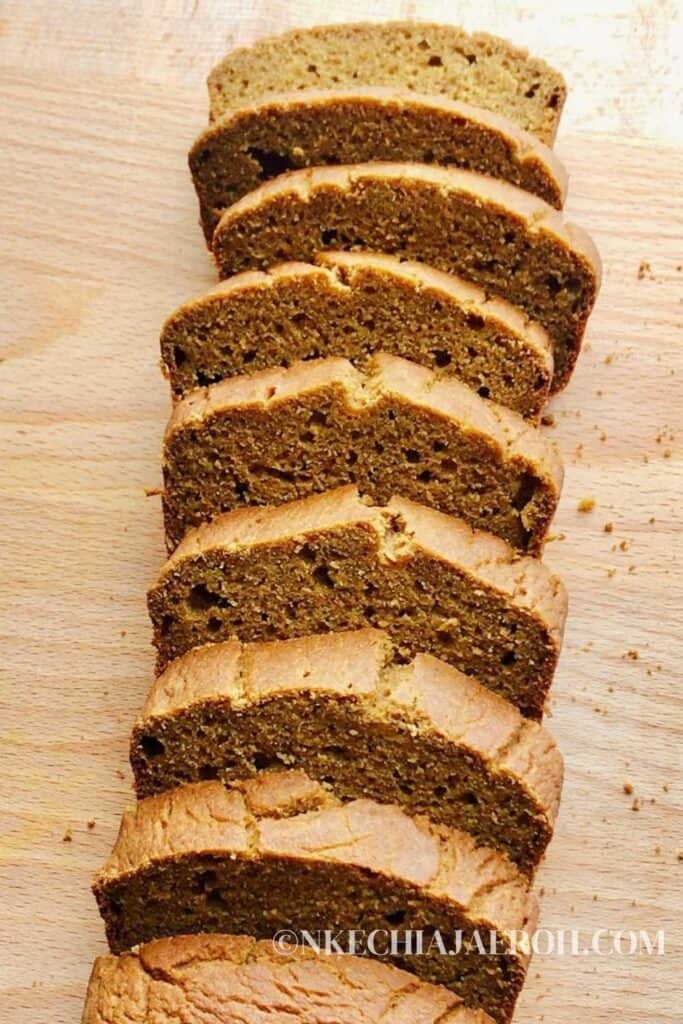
[0, 3, 681, 1023]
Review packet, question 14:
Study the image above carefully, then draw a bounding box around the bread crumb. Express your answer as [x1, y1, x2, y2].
[677, 850, 683, 861]
[540, 412, 555, 427]
[578, 496, 595, 513]
[604, 353, 614, 365]
[62, 828, 72, 842]
[631, 798, 640, 811]
[606, 567, 616, 578]
[624, 649, 639, 660]
[604, 522, 613, 533]
[87, 820, 96, 830]
[619, 539, 630, 551]
[623, 782, 634, 794]
[637, 260, 654, 280]
[144, 487, 163, 498]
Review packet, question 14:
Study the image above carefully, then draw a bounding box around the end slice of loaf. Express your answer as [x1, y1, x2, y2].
[131, 627, 563, 873]
[191, 87, 567, 241]
[161, 250, 554, 417]
[212, 162, 600, 390]
[161, 352, 563, 552]
[93, 769, 537, 1023]
[207, 21, 566, 145]
[83, 933, 496, 1024]
[147, 486, 567, 718]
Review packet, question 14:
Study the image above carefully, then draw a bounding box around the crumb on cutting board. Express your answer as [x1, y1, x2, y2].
[578, 496, 596, 513]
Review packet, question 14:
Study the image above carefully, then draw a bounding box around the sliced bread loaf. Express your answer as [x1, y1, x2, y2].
[191, 88, 567, 241]
[131, 628, 563, 873]
[147, 486, 567, 718]
[93, 769, 537, 1022]
[161, 251, 554, 417]
[83, 934, 496, 1024]
[161, 352, 563, 552]
[212, 163, 600, 390]
[207, 21, 566, 144]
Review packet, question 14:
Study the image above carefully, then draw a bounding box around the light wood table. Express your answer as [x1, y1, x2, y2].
[0, 3, 681, 1022]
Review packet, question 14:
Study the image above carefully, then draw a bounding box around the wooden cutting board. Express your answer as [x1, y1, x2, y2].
[0, 3, 681, 1022]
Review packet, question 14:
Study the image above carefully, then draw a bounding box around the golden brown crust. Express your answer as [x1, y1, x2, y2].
[147, 486, 567, 717]
[212, 163, 601, 390]
[94, 769, 536, 941]
[83, 933, 495, 1024]
[207, 21, 566, 144]
[131, 627, 563, 869]
[161, 352, 563, 552]
[190, 87, 567, 240]
[159, 485, 567, 647]
[160, 251, 554, 416]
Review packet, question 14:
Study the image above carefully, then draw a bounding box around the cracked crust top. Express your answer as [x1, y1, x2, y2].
[154, 485, 567, 649]
[94, 769, 537, 942]
[82, 932, 496, 1024]
[162, 352, 564, 551]
[212, 162, 601, 390]
[134, 628, 563, 830]
[160, 251, 555, 416]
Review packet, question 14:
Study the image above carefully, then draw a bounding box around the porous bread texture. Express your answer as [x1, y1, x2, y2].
[191, 87, 567, 241]
[161, 352, 563, 552]
[161, 251, 554, 418]
[207, 21, 566, 144]
[82, 933, 495, 1024]
[131, 627, 563, 873]
[93, 769, 537, 1023]
[147, 486, 567, 718]
[212, 163, 601, 391]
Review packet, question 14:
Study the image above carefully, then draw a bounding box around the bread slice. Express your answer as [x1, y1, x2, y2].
[83, 933, 496, 1024]
[191, 88, 567, 241]
[161, 251, 554, 417]
[213, 164, 600, 392]
[93, 769, 537, 1023]
[147, 486, 567, 718]
[161, 352, 563, 552]
[131, 628, 563, 873]
[207, 21, 566, 145]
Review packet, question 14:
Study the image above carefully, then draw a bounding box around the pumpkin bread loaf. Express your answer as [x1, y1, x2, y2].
[93, 770, 537, 1023]
[131, 628, 563, 873]
[212, 163, 600, 390]
[191, 88, 567, 241]
[207, 21, 566, 145]
[147, 486, 567, 717]
[161, 251, 555, 418]
[161, 352, 563, 552]
[82, 933, 496, 1024]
